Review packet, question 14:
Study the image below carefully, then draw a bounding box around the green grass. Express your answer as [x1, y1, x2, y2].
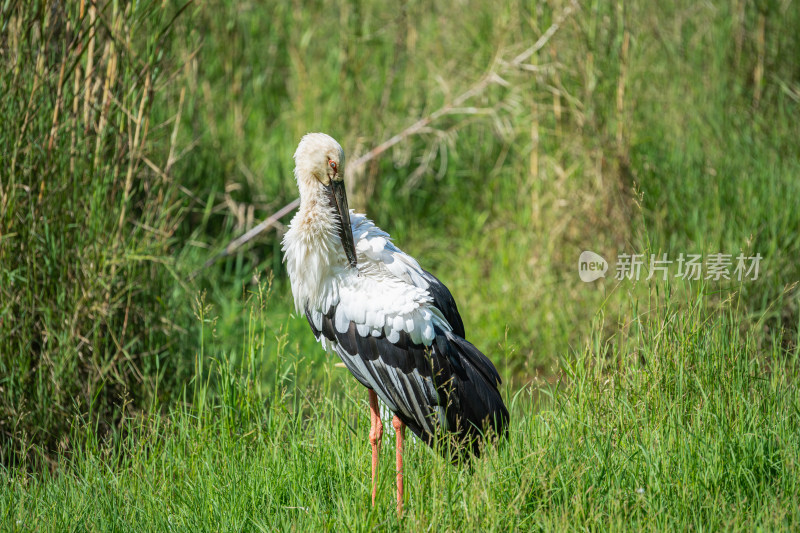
[2, 0, 800, 529]
[3, 285, 798, 531]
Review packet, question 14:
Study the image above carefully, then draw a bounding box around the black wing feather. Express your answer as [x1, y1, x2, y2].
[421, 270, 465, 338]
[304, 303, 508, 457]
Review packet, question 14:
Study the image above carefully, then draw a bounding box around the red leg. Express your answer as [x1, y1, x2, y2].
[368, 390, 383, 506]
[392, 415, 406, 515]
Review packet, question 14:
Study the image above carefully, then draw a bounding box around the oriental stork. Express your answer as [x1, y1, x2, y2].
[282, 133, 508, 513]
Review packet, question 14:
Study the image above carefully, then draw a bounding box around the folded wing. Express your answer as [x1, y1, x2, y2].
[304, 213, 508, 455]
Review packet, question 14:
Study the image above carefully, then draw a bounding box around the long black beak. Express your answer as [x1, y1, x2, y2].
[325, 180, 357, 268]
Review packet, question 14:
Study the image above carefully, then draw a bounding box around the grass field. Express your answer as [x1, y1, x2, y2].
[2, 0, 800, 530]
[4, 288, 799, 530]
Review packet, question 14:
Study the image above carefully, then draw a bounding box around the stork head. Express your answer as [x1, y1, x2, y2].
[293, 133, 357, 268]
[294, 132, 346, 187]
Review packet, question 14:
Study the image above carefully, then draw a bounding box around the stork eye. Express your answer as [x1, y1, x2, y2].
[329, 160, 337, 172]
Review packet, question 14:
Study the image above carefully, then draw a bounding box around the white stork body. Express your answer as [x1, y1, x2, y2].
[282, 133, 508, 512]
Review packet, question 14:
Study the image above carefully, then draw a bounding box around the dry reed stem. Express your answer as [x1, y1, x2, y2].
[552, 47, 563, 140]
[94, 38, 116, 170]
[83, 1, 96, 128]
[118, 72, 152, 237]
[48, 44, 68, 154]
[616, 29, 630, 158]
[71, 30, 82, 174]
[166, 88, 187, 176]
[753, 13, 766, 109]
[529, 74, 540, 228]
[11, 12, 49, 181]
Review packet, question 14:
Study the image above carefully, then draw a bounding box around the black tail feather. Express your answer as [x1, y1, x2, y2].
[403, 329, 509, 460]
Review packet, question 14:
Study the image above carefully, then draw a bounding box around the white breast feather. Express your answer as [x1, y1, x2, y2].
[284, 211, 453, 348]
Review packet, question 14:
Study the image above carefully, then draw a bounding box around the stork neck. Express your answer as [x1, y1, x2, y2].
[283, 192, 344, 313]
[295, 196, 337, 239]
